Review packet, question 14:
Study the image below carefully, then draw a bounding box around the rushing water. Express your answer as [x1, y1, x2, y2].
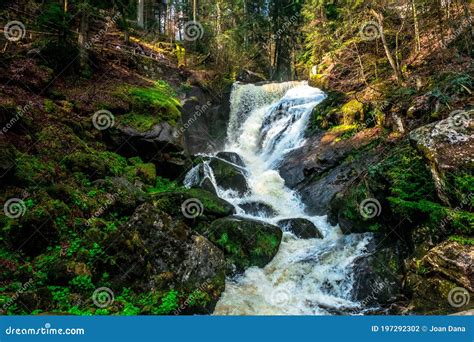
[185, 81, 372, 315]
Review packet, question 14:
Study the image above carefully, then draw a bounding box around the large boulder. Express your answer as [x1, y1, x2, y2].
[215, 152, 246, 168]
[406, 241, 474, 314]
[279, 128, 382, 215]
[152, 188, 235, 220]
[93, 177, 148, 214]
[104, 122, 191, 180]
[352, 239, 406, 307]
[277, 218, 323, 239]
[181, 85, 231, 154]
[239, 201, 277, 218]
[105, 203, 226, 314]
[206, 217, 282, 274]
[409, 109, 473, 204]
[208, 158, 250, 196]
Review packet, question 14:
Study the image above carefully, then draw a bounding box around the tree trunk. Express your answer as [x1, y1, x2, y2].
[78, 7, 89, 70]
[412, 0, 421, 52]
[371, 9, 402, 84]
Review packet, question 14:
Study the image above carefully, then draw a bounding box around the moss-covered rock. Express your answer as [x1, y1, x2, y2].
[151, 188, 235, 221]
[206, 217, 282, 274]
[103, 203, 226, 314]
[405, 241, 474, 314]
[125, 158, 156, 185]
[208, 158, 249, 195]
[64, 151, 127, 179]
[341, 99, 365, 125]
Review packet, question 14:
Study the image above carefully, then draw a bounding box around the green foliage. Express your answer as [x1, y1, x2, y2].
[153, 290, 179, 315]
[448, 235, 474, 246]
[149, 177, 182, 194]
[309, 91, 347, 130]
[69, 275, 95, 292]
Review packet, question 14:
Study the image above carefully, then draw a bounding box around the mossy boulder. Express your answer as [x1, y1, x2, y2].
[215, 152, 246, 167]
[151, 188, 235, 220]
[208, 158, 249, 195]
[341, 100, 364, 125]
[406, 241, 474, 314]
[409, 109, 474, 205]
[93, 177, 148, 214]
[64, 151, 127, 180]
[352, 238, 406, 307]
[104, 203, 226, 314]
[277, 218, 323, 239]
[125, 158, 157, 185]
[206, 217, 282, 274]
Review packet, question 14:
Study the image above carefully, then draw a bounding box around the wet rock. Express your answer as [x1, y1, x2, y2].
[206, 217, 282, 274]
[352, 238, 406, 306]
[236, 69, 267, 84]
[106, 203, 226, 314]
[208, 157, 250, 196]
[239, 201, 277, 218]
[279, 128, 382, 215]
[181, 85, 231, 154]
[280, 128, 381, 188]
[215, 151, 246, 167]
[277, 218, 323, 239]
[199, 177, 218, 195]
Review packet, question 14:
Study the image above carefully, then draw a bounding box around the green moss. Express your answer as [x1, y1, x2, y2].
[15, 154, 57, 185]
[341, 99, 364, 125]
[118, 113, 160, 132]
[64, 151, 127, 178]
[309, 91, 347, 130]
[448, 235, 474, 245]
[116, 80, 181, 131]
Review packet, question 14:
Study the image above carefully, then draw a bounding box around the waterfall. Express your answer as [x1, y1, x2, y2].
[187, 81, 373, 315]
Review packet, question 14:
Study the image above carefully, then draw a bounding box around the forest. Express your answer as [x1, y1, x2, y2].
[0, 0, 472, 316]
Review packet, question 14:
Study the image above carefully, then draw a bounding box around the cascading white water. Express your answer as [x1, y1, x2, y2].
[186, 81, 372, 315]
